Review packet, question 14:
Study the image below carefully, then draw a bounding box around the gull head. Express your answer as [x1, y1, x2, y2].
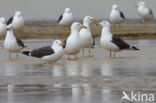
[96, 21, 111, 28]
[53, 40, 65, 47]
[15, 11, 22, 17]
[71, 22, 87, 31]
[112, 4, 118, 10]
[0, 17, 6, 24]
[65, 8, 72, 14]
[135, 1, 146, 8]
[84, 16, 97, 24]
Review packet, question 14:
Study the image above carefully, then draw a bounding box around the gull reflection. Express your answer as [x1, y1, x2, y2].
[101, 62, 113, 76]
[81, 61, 94, 77]
[66, 61, 81, 76]
[52, 64, 64, 88]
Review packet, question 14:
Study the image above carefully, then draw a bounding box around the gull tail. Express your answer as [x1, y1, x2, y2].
[130, 45, 140, 50]
[22, 51, 31, 56]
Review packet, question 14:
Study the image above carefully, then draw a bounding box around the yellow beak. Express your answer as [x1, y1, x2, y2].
[96, 23, 102, 27]
[60, 42, 65, 46]
[81, 25, 87, 29]
[90, 17, 97, 22]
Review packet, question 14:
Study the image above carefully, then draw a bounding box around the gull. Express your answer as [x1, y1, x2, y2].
[97, 21, 139, 58]
[22, 40, 65, 63]
[57, 8, 74, 35]
[4, 25, 26, 59]
[109, 4, 125, 31]
[79, 16, 96, 56]
[135, 1, 153, 22]
[0, 17, 7, 36]
[7, 11, 24, 39]
[64, 22, 87, 60]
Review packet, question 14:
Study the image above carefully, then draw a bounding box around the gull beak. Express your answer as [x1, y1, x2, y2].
[135, 4, 138, 7]
[81, 25, 87, 29]
[115, 8, 118, 10]
[90, 17, 97, 22]
[60, 42, 65, 46]
[96, 23, 102, 27]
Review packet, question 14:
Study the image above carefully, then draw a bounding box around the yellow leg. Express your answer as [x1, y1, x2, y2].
[82, 48, 84, 56]
[9, 53, 11, 59]
[74, 55, 77, 60]
[88, 48, 91, 55]
[113, 52, 116, 58]
[68, 55, 70, 60]
[109, 51, 112, 58]
[16, 53, 19, 59]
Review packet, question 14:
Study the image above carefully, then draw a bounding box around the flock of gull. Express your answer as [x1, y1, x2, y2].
[0, 1, 154, 63]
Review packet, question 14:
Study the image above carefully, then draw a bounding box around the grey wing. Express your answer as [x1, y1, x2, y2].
[7, 16, 13, 25]
[57, 14, 63, 23]
[149, 8, 153, 17]
[120, 11, 125, 20]
[31, 46, 54, 58]
[16, 37, 26, 48]
[111, 36, 130, 50]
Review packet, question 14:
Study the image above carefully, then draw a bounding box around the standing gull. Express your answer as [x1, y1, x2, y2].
[22, 40, 65, 63]
[109, 4, 125, 31]
[79, 16, 96, 56]
[0, 17, 7, 36]
[7, 11, 24, 39]
[97, 21, 139, 58]
[4, 26, 26, 59]
[57, 8, 74, 35]
[64, 22, 87, 60]
[135, 1, 153, 22]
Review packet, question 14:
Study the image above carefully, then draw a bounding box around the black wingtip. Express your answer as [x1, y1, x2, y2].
[132, 46, 140, 50]
[23, 45, 27, 48]
[22, 51, 30, 56]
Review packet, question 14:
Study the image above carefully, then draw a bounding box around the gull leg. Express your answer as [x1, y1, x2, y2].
[109, 51, 112, 58]
[82, 48, 84, 56]
[16, 53, 19, 59]
[68, 55, 70, 60]
[88, 48, 91, 56]
[74, 55, 77, 60]
[113, 52, 116, 58]
[9, 53, 11, 59]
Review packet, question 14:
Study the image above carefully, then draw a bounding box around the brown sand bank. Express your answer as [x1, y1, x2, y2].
[1, 23, 156, 40]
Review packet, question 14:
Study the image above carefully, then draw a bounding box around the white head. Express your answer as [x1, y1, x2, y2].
[0, 17, 6, 24]
[83, 16, 97, 24]
[96, 21, 111, 28]
[15, 11, 22, 17]
[65, 8, 72, 14]
[136, 1, 146, 8]
[112, 4, 118, 10]
[52, 40, 65, 47]
[71, 22, 87, 31]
